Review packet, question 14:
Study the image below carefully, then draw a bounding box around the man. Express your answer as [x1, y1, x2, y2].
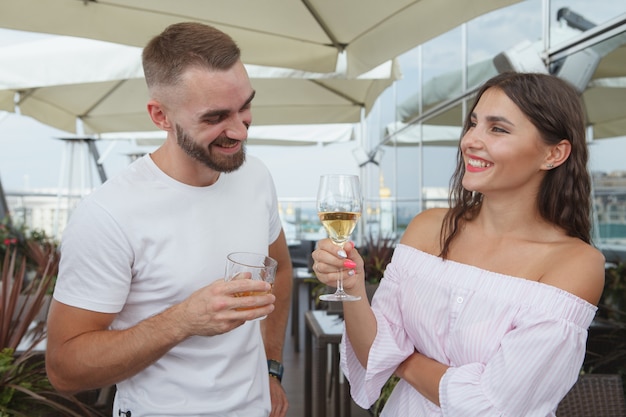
[45, 22, 292, 417]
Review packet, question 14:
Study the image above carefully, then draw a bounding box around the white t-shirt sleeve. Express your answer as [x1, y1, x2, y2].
[54, 196, 134, 313]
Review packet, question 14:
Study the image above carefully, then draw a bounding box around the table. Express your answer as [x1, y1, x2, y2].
[304, 310, 351, 417]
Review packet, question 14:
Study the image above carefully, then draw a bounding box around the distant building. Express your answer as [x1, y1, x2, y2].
[5, 188, 88, 240]
[593, 171, 626, 247]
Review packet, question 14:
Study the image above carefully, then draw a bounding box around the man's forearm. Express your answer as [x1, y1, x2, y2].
[46, 303, 188, 394]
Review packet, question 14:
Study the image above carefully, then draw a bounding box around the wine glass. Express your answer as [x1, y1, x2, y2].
[317, 174, 362, 302]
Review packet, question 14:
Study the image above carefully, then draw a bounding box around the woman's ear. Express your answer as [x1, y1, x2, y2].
[544, 139, 571, 170]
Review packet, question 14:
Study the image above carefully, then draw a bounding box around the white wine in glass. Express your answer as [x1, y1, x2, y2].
[317, 174, 362, 302]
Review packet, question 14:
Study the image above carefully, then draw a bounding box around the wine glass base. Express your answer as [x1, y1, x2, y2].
[319, 292, 361, 302]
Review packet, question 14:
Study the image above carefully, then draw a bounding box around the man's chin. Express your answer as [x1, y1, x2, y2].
[207, 151, 246, 173]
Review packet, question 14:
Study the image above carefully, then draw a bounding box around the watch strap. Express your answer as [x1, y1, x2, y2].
[267, 359, 284, 382]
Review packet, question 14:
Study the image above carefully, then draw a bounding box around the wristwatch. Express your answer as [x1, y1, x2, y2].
[267, 359, 284, 382]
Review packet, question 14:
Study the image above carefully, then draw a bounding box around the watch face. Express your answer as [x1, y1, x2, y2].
[268, 360, 283, 377]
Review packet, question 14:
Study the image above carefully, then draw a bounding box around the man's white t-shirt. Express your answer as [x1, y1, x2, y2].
[54, 154, 282, 416]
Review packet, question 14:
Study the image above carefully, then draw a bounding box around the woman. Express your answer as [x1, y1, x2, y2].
[312, 72, 605, 416]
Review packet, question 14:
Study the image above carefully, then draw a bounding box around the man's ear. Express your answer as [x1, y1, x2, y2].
[147, 99, 171, 130]
[544, 139, 571, 170]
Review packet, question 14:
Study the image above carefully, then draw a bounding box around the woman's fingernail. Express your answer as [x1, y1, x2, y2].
[348, 269, 355, 276]
[337, 249, 347, 258]
[343, 259, 356, 268]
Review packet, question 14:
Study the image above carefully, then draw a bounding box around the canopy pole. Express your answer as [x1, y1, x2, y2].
[358, 106, 367, 245]
[418, 45, 424, 214]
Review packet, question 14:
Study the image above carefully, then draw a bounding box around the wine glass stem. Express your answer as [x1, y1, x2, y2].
[333, 241, 347, 294]
[336, 275, 345, 293]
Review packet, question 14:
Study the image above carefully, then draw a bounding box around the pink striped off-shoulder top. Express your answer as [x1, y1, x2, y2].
[341, 244, 597, 417]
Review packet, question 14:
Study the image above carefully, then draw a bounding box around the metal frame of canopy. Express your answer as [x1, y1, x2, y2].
[391, 13, 626, 148]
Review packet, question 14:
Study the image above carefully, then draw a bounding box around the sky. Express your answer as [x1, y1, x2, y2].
[1, 0, 625, 201]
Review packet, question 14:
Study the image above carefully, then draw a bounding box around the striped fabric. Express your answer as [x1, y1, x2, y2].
[341, 244, 597, 417]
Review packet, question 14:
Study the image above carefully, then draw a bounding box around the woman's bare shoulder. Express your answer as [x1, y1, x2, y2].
[541, 240, 606, 305]
[400, 208, 449, 254]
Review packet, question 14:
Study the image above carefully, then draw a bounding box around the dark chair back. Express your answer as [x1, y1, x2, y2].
[288, 240, 315, 271]
[556, 374, 626, 417]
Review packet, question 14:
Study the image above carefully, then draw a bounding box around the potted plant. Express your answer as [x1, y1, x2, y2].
[360, 233, 396, 302]
[370, 374, 400, 417]
[0, 219, 105, 416]
[601, 260, 626, 321]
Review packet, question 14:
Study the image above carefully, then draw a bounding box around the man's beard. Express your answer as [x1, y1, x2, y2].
[175, 124, 246, 173]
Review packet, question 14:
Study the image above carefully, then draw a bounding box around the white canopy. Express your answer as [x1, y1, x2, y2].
[0, 0, 523, 77]
[0, 34, 399, 135]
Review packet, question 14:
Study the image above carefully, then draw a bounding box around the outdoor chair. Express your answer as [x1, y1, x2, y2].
[556, 374, 626, 417]
[289, 240, 317, 352]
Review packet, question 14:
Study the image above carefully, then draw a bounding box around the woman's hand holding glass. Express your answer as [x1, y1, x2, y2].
[316, 174, 363, 301]
[313, 238, 366, 301]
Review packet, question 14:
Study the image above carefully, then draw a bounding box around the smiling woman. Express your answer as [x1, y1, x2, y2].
[311, 72, 606, 417]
